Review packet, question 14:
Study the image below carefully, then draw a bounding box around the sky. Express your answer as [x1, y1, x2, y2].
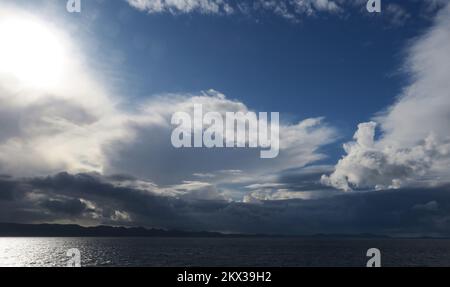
[0, 0, 449, 236]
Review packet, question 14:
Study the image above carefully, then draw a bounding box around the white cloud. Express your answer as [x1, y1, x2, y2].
[323, 4, 450, 191]
[126, 0, 233, 15]
[321, 122, 449, 191]
[125, 0, 442, 23]
[104, 90, 338, 188]
[111, 210, 132, 222]
[289, 0, 341, 14]
[123, 0, 450, 29]
[245, 183, 286, 189]
[108, 175, 227, 200]
[124, 0, 447, 26]
[126, 0, 343, 19]
[243, 188, 313, 203]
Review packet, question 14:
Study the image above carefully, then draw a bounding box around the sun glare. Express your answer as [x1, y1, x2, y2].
[0, 16, 67, 89]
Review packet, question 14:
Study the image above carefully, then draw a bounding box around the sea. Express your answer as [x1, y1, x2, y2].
[0, 237, 449, 267]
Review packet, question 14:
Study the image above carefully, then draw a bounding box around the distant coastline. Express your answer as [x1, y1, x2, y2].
[0, 222, 395, 238]
[0, 222, 248, 238]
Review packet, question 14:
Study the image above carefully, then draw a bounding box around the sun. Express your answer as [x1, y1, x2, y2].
[0, 15, 67, 90]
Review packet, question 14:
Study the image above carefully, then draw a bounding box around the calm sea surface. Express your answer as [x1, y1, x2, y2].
[0, 237, 449, 267]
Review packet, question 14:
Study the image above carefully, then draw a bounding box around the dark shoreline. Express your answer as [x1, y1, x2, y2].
[2, 222, 445, 239]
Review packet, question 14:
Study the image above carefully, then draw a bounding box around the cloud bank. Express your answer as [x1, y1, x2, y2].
[2, 172, 450, 236]
[125, 0, 447, 24]
[126, 0, 235, 15]
[125, 0, 342, 17]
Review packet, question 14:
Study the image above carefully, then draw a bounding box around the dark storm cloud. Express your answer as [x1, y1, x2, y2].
[2, 172, 450, 236]
[0, 175, 26, 201]
[40, 198, 91, 216]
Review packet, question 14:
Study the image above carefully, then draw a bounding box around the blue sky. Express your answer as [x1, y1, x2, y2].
[1, 0, 450, 234]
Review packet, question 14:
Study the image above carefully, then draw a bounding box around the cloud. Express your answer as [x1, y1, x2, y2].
[126, 0, 234, 15]
[252, 0, 341, 20]
[323, 3, 450, 191]
[124, 0, 443, 24]
[3, 172, 450, 236]
[103, 90, 337, 191]
[289, 0, 341, 14]
[125, 0, 343, 19]
[40, 198, 92, 216]
[321, 122, 447, 191]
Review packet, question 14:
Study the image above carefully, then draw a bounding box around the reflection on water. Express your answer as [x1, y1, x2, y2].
[1, 237, 450, 267]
